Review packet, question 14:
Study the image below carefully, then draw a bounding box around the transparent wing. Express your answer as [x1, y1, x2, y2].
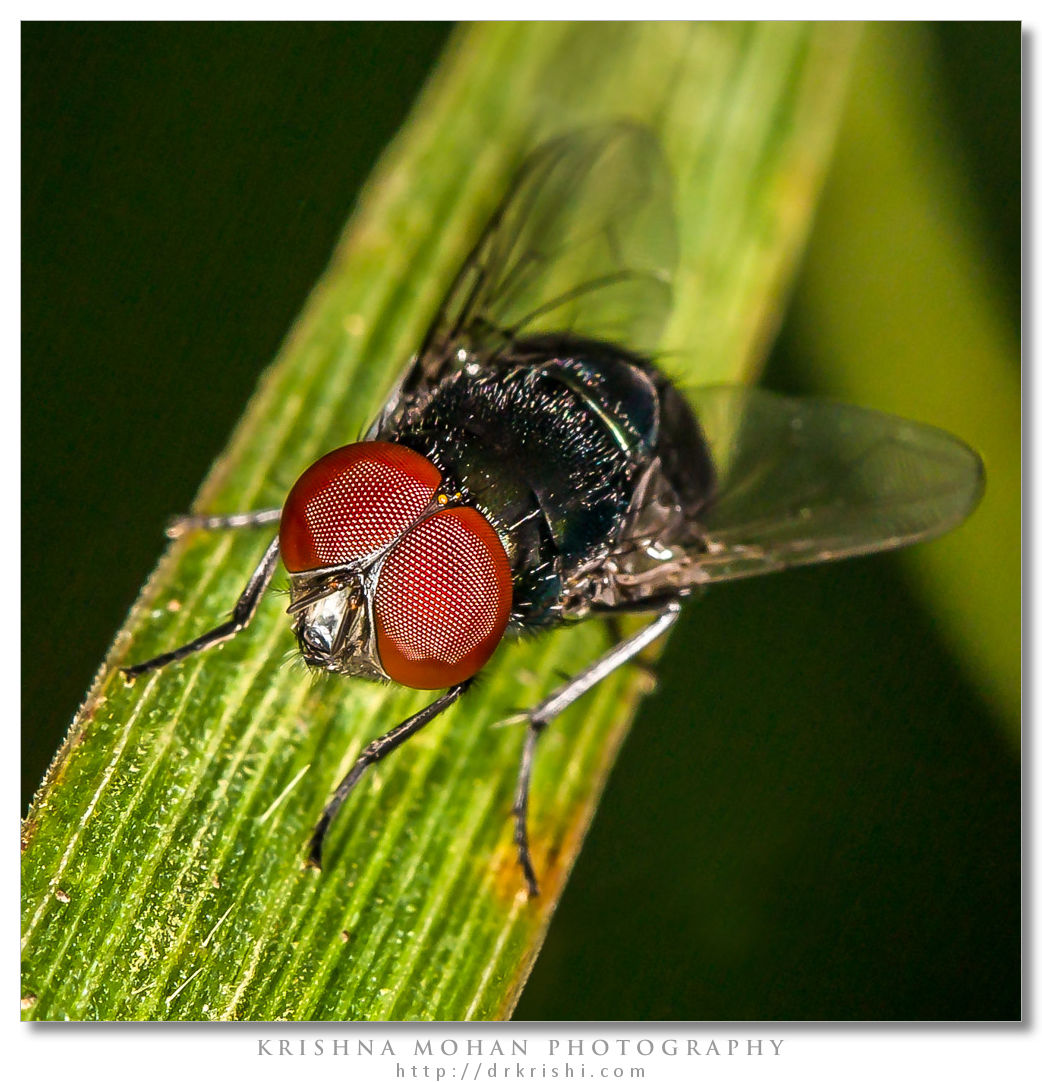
[676, 386, 985, 585]
[401, 123, 677, 403]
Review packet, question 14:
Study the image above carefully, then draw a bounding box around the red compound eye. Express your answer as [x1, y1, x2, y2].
[280, 442, 442, 573]
[374, 507, 513, 689]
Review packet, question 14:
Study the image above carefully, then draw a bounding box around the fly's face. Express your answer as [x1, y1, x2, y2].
[279, 440, 513, 691]
[288, 573, 379, 680]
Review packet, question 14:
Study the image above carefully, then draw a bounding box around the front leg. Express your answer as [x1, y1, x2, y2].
[308, 681, 473, 869]
[165, 507, 282, 538]
[121, 535, 281, 681]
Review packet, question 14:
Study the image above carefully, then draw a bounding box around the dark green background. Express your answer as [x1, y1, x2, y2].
[23, 24, 1019, 1020]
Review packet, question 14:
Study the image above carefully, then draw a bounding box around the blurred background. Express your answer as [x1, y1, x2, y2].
[23, 23, 1019, 1019]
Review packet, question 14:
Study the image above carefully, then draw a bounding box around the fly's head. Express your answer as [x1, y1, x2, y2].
[280, 440, 514, 691]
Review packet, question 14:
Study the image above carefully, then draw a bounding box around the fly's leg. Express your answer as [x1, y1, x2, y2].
[166, 507, 282, 538]
[605, 616, 658, 681]
[308, 680, 473, 869]
[512, 600, 681, 897]
[121, 536, 282, 682]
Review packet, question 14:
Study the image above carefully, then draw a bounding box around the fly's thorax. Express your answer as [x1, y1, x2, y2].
[391, 340, 678, 628]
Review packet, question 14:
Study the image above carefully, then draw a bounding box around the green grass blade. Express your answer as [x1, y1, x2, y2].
[21, 22, 858, 1021]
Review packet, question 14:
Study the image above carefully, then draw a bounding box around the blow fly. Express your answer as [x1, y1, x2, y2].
[122, 125, 984, 896]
